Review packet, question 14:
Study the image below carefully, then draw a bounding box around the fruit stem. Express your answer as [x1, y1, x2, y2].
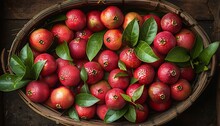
[170, 70, 176, 77]
[160, 94, 166, 100]
[177, 85, 183, 91]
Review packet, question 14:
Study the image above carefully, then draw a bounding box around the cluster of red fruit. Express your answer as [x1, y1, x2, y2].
[26, 6, 196, 123]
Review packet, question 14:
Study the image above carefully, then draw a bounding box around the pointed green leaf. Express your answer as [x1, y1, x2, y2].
[19, 43, 34, 68]
[124, 105, 136, 123]
[46, 14, 67, 25]
[86, 31, 105, 61]
[194, 64, 209, 73]
[134, 40, 159, 63]
[31, 60, 46, 80]
[130, 77, 139, 85]
[121, 93, 132, 102]
[122, 19, 139, 47]
[80, 83, 90, 93]
[118, 60, 127, 71]
[132, 85, 144, 102]
[114, 72, 129, 78]
[68, 106, 80, 121]
[80, 67, 88, 82]
[198, 41, 219, 65]
[190, 35, 203, 59]
[56, 42, 73, 61]
[75, 93, 100, 107]
[9, 54, 26, 76]
[104, 105, 128, 123]
[165, 46, 190, 62]
[140, 17, 157, 45]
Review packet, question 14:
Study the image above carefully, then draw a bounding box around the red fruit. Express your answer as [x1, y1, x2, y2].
[69, 37, 87, 59]
[105, 88, 126, 110]
[75, 59, 88, 70]
[51, 24, 74, 44]
[26, 81, 50, 103]
[50, 86, 74, 109]
[126, 83, 148, 104]
[84, 61, 104, 84]
[29, 28, 53, 52]
[56, 58, 73, 73]
[103, 29, 122, 51]
[148, 82, 170, 103]
[87, 10, 105, 32]
[75, 28, 93, 41]
[100, 6, 124, 29]
[44, 95, 57, 109]
[161, 12, 182, 34]
[143, 14, 161, 32]
[135, 104, 149, 123]
[149, 98, 171, 112]
[98, 50, 119, 72]
[170, 79, 192, 101]
[108, 69, 130, 90]
[157, 62, 180, 84]
[65, 9, 86, 31]
[40, 73, 58, 88]
[58, 65, 80, 87]
[96, 104, 108, 120]
[149, 46, 165, 68]
[175, 28, 196, 50]
[123, 12, 143, 29]
[133, 64, 155, 85]
[75, 104, 96, 120]
[90, 80, 111, 104]
[153, 31, 176, 55]
[31, 48, 40, 58]
[34, 53, 57, 76]
[119, 48, 141, 68]
[180, 66, 195, 82]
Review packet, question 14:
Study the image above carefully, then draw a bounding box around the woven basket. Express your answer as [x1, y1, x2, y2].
[1, 0, 216, 126]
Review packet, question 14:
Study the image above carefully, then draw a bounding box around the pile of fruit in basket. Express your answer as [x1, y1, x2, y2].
[0, 5, 219, 123]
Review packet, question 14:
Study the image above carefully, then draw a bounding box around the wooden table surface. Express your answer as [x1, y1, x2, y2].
[0, 0, 220, 126]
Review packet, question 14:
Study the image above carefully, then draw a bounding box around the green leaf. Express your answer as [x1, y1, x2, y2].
[122, 19, 139, 47]
[31, 60, 46, 80]
[75, 93, 99, 107]
[114, 72, 129, 78]
[165, 46, 190, 62]
[118, 60, 127, 71]
[68, 106, 80, 121]
[80, 83, 90, 93]
[0, 74, 30, 92]
[130, 77, 138, 85]
[80, 67, 88, 82]
[9, 54, 26, 76]
[134, 40, 159, 63]
[194, 64, 209, 73]
[124, 105, 136, 123]
[86, 31, 105, 61]
[121, 93, 132, 102]
[55, 42, 73, 61]
[45, 14, 67, 25]
[104, 105, 128, 123]
[19, 43, 34, 68]
[198, 41, 219, 65]
[132, 85, 144, 102]
[190, 35, 204, 59]
[140, 17, 157, 45]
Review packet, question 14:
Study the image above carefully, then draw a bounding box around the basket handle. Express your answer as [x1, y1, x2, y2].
[1, 48, 9, 74]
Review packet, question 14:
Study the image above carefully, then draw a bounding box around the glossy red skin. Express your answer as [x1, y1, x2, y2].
[58, 65, 80, 87]
[56, 58, 73, 73]
[105, 88, 126, 110]
[51, 24, 74, 44]
[44, 95, 57, 109]
[149, 98, 171, 112]
[104, 29, 122, 51]
[96, 104, 108, 120]
[98, 50, 119, 72]
[69, 37, 87, 59]
[108, 69, 130, 90]
[119, 48, 142, 68]
[75, 28, 93, 41]
[90, 80, 111, 104]
[161, 12, 182, 34]
[180, 66, 195, 82]
[51, 86, 74, 109]
[75, 104, 96, 120]
[34, 53, 57, 76]
[26, 81, 50, 103]
[126, 83, 148, 104]
[65, 9, 86, 31]
[157, 62, 180, 84]
[87, 10, 105, 32]
[149, 46, 165, 68]
[100, 6, 124, 29]
[133, 64, 155, 85]
[148, 82, 170, 103]
[84, 61, 104, 85]
[170, 79, 192, 101]
[40, 73, 58, 88]
[153, 31, 176, 55]
[123, 12, 143, 29]
[135, 104, 149, 123]
[29, 28, 54, 52]
[74, 59, 88, 70]
[143, 14, 161, 32]
[175, 28, 196, 50]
